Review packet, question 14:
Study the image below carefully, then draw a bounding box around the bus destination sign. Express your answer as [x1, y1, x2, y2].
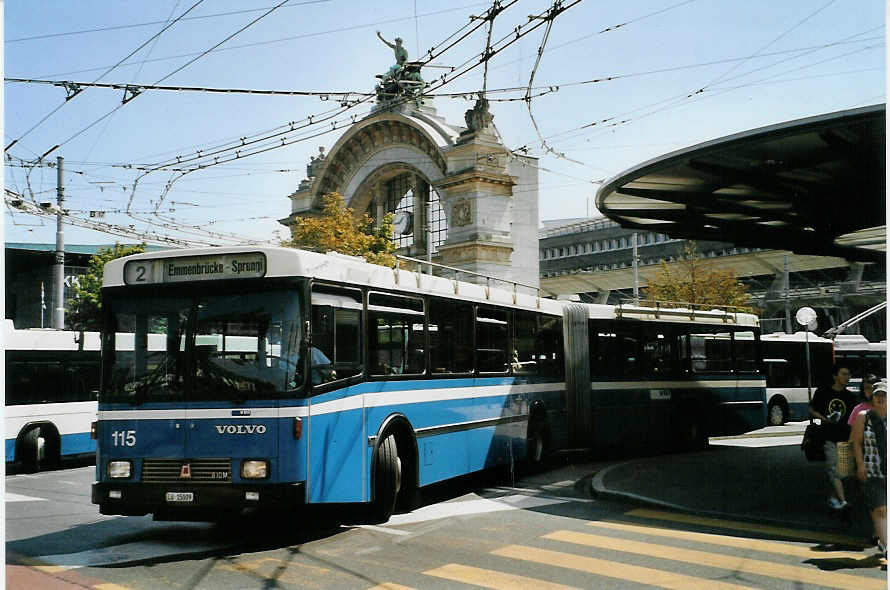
[124, 253, 267, 284]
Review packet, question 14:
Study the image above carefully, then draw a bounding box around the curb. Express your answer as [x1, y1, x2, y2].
[589, 461, 871, 547]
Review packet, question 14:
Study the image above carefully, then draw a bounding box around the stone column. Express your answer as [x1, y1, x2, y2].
[434, 97, 518, 286]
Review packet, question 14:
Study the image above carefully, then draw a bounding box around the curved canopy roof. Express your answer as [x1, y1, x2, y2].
[596, 105, 885, 262]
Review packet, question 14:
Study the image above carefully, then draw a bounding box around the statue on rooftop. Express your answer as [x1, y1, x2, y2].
[464, 94, 494, 133]
[374, 31, 424, 106]
[377, 31, 408, 70]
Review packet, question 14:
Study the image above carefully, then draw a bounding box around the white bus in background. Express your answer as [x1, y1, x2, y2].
[833, 334, 887, 391]
[760, 331, 834, 426]
[4, 320, 100, 470]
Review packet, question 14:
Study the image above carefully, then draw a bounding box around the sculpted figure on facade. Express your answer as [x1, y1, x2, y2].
[375, 31, 424, 105]
[464, 94, 494, 133]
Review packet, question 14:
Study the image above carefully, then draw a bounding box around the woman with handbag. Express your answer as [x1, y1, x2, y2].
[851, 380, 887, 556]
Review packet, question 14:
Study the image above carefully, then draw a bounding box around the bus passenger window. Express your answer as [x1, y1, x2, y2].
[368, 292, 424, 376]
[477, 306, 509, 374]
[642, 330, 672, 376]
[688, 333, 732, 372]
[429, 299, 473, 374]
[538, 315, 564, 378]
[311, 285, 364, 385]
[733, 331, 757, 372]
[512, 311, 537, 375]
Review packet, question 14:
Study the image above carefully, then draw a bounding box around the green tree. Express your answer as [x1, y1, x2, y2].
[644, 241, 751, 310]
[68, 243, 146, 331]
[285, 192, 397, 267]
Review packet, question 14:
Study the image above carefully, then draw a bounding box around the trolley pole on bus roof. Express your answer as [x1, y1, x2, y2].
[52, 155, 65, 330]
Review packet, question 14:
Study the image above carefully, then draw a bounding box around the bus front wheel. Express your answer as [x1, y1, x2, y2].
[21, 426, 59, 472]
[369, 435, 401, 523]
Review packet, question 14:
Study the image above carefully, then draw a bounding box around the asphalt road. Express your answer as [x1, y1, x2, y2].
[6, 431, 887, 590]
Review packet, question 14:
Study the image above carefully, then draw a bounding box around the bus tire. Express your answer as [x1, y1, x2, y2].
[21, 426, 60, 472]
[526, 419, 549, 471]
[767, 399, 787, 426]
[369, 435, 400, 523]
[675, 405, 707, 451]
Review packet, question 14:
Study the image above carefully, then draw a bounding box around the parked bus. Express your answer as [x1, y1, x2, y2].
[833, 334, 887, 391]
[759, 332, 834, 426]
[92, 247, 765, 521]
[5, 320, 100, 469]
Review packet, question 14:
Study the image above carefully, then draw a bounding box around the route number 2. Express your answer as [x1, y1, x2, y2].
[112, 430, 136, 447]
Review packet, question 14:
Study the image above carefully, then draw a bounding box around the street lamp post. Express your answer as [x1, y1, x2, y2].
[795, 306, 818, 422]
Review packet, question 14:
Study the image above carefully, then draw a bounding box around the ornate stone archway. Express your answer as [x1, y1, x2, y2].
[280, 99, 541, 290]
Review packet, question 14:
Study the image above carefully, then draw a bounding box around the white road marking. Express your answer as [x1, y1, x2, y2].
[40, 540, 234, 568]
[384, 493, 570, 527]
[353, 524, 411, 536]
[5, 492, 48, 503]
[710, 435, 803, 448]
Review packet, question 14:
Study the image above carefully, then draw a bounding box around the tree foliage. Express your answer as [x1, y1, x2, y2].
[68, 243, 146, 331]
[285, 193, 397, 267]
[644, 242, 751, 310]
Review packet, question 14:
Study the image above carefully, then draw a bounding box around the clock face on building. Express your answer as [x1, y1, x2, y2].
[393, 211, 413, 235]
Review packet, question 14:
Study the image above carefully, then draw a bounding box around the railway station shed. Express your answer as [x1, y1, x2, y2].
[595, 104, 885, 264]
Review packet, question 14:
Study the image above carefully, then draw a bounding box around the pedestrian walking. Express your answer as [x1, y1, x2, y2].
[848, 374, 879, 427]
[809, 364, 857, 509]
[851, 380, 887, 556]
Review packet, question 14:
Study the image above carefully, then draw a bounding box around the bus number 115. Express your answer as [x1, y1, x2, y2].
[112, 430, 136, 447]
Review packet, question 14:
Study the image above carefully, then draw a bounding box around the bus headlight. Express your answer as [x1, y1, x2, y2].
[241, 460, 268, 479]
[108, 461, 132, 478]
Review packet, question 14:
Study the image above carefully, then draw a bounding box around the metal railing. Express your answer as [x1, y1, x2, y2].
[394, 253, 542, 306]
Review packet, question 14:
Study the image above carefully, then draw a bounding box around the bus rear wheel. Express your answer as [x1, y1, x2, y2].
[767, 400, 787, 426]
[369, 435, 401, 523]
[526, 419, 549, 471]
[21, 426, 60, 472]
[675, 406, 708, 451]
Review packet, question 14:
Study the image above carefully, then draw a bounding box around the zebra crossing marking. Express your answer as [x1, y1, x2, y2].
[491, 544, 760, 590]
[625, 508, 867, 547]
[425, 563, 579, 590]
[592, 520, 869, 560]
[543, 529, 885, 590]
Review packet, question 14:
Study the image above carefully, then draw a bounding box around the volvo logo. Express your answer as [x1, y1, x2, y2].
[214, 424, 267, 434]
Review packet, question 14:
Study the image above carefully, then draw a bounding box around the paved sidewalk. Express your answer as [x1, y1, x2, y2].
[590, 428, 875, 542]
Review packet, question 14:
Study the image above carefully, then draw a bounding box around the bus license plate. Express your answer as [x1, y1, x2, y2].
[165, 492, 194, 503]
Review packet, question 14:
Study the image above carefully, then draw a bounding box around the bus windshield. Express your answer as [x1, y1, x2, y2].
[102, 289, 302, 403]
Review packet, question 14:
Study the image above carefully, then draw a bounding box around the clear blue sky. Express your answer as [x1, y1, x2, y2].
[4, 0, 885, 247]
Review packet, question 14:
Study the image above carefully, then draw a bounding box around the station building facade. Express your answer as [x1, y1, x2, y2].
[279, 95, 540, 292]
[538, 218, 886, 340]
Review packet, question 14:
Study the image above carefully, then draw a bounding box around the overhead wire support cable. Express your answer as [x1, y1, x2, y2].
[473, 0, 505, 96]
[5, 78, 376, 100]
[127, 1, 574, 236]
[54, 0, 291, 156]
[693, 0, 837, 95]
[6, 0, 332, 43]
[522, 0, 586, 165]
[4, 0, 206, 153]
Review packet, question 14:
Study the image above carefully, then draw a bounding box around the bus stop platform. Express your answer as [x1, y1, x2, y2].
[590, 423, 876, 542]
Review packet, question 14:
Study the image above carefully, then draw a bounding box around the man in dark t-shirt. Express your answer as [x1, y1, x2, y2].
[809, 364, 855, 509]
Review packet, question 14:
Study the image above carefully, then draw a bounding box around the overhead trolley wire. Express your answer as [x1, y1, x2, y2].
[691, 0, 837, 94]
[53, 0, 291, 158]
[4, 0, 206, 153]
[6, 0, 332, 43]
[20, 3, 489, 81]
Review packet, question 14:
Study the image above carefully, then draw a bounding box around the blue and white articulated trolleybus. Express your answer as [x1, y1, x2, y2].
[5, 320, 101, 470]
[92, 247, 766, 521]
